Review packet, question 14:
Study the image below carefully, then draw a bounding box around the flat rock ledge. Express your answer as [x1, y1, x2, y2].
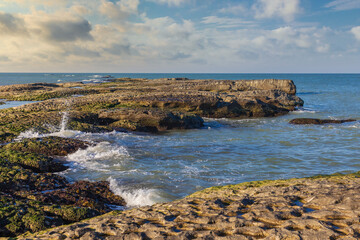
[21, 172, 360, 240]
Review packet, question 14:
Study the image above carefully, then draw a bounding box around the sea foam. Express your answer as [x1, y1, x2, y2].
[66, 142, 130, 171]
[108, 177, 167, 207]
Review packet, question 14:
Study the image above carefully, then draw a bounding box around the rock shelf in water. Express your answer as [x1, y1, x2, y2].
[0, 78, 303, 142]
[290, 118, 357, 125]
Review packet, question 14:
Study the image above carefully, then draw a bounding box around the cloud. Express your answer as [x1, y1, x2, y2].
[0, 56, 10, 62]
[201, 16, 254, 28]
[253, 0, 301, 22]
[219, 4, 247, 15]
[38, 17, 93, 42]
[351, 26, 360, 40]
[0, 12, 28, 35]
[147, 0, 190, 7]
[99, 0, 139, 20]
[325, 0, 360, 11]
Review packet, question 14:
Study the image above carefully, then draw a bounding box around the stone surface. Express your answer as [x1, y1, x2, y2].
[21, 172, 360, 240]
[289, 118, 357, 125]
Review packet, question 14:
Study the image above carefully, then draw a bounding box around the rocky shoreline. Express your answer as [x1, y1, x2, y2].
[0, 78, 311, 238]
[20, 172, 360, 239]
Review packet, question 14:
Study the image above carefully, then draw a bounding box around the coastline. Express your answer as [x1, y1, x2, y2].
[20, 171, 360, 239]
[0, 77, 358, 238]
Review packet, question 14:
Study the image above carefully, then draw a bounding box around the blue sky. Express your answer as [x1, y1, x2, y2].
[0, 0, 359, 73]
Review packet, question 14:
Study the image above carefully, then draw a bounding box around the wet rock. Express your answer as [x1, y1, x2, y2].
[289, 118, 356, 125]
[35, 181, 126, 213]
[99, 108, 204, 132]
[4, 136, 90, 156]
[0, 160, 68, 193]
[0, 136, 126, 237]
[0, 149, 67, 173]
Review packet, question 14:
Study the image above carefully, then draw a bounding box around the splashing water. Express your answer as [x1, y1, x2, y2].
[108, 177, 168, 207]
[60, 111, 69, 132]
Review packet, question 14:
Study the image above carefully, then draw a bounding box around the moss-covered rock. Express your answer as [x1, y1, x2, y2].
[0, 149, 67, 173]
[4, 136, 90, 156]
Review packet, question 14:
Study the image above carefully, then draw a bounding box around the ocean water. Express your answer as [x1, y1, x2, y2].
[2, 73, 360, 207]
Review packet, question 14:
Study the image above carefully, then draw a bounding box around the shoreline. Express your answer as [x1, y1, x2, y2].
[20, 171, 360, 239]
[1, 78, 357, 238]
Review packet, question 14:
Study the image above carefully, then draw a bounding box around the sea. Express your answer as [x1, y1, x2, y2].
[1, 73, 359, 207]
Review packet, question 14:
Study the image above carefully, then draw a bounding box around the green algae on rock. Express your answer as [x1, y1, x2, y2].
[0, 136, 126, 237]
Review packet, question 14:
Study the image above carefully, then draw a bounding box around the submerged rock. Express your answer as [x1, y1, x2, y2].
[290, 118, 356, 125]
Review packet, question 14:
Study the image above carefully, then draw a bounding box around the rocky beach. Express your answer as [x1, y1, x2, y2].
[0, 77, 358, 239]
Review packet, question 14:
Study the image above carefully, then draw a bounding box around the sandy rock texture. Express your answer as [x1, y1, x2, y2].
[21, 172, 360, 240]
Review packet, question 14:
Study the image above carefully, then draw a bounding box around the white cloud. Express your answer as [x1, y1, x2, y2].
[253, 0, 301, 22]
[147, 0, 190, 7]
[201, 16, 254, 28]
[99, 0, 139, 20]
[325, 0, 360, 11]
[351, 26, 360, 40]
[219, 4, 247, 15]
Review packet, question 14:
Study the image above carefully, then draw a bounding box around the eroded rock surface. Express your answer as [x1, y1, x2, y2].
[22, 172, 360, 240]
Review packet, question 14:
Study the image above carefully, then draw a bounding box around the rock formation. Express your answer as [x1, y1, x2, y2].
[0, 78, 305, 237]
[20, 172, 360, 239]
[290, 118, 356, 125]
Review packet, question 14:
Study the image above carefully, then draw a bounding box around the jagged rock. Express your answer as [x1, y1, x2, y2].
[290, 118, 356, 125]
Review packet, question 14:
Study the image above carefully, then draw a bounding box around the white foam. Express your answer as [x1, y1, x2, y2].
[293, 107, 316, 114]
[16, 129, 43, 139]
[108, 177, 167, 207]
[66, 142, 129, 171]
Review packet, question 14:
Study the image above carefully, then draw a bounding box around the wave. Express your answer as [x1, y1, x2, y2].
[66, 142, 130, 172]
[108, 177, 168, 207]
[293, 107, 316, 114]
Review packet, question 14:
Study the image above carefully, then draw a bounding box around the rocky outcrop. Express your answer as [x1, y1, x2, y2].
[0, 78, 303, 143]
[290, 118, 356, 125]
[21, 172, 360, 239]
[0, 137, 126, 237]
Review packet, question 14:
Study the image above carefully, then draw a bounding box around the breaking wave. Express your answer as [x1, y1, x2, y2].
[108, 177, 168, 207]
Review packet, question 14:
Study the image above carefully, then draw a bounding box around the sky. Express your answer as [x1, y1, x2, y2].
[0, 0, 360, 73]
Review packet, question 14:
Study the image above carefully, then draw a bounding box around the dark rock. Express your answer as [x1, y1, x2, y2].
[289, 118, 356, 125]
[34, 181, 126, 213]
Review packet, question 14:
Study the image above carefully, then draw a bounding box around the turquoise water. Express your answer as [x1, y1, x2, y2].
[3, 73, 360, 207]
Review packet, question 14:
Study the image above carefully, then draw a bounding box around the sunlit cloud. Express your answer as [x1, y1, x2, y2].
[253, 0, 301, 22]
